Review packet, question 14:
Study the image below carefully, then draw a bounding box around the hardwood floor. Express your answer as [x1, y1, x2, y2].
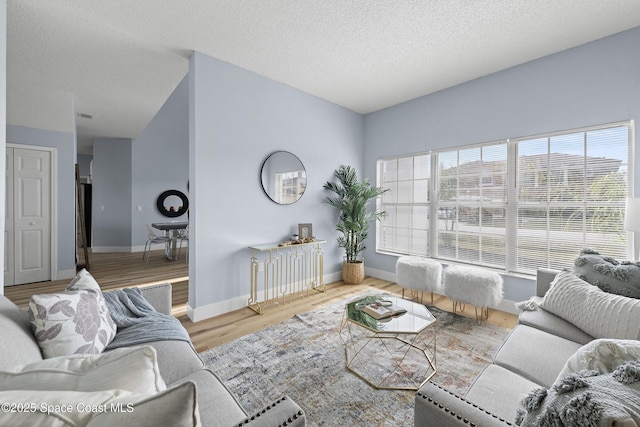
[3, 250, 518, 353]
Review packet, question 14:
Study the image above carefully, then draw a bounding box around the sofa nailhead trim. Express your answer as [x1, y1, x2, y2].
[416, 382, 514, 426]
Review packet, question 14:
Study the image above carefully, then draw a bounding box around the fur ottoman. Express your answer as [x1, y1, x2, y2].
[443, 265, 503, 324]
[396, 256, 442, 303]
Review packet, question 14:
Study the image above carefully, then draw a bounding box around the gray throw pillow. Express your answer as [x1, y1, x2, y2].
[516, 361, 640, 426]
[572, 248, 640, 299]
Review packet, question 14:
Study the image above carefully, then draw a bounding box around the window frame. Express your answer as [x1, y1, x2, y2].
[376, 120, 634, 276]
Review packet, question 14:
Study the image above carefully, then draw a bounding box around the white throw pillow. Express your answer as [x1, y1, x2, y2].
[0, 345, 166, 395]
[541, 271, 640, 340]
[28, 269, 117, 358]
[0, 388, 142, 427]
[557, 338, 640, 380]
[87, 381, 200, 427]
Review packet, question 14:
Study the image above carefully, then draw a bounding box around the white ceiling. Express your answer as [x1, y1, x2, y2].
[7, 1, 640, 154]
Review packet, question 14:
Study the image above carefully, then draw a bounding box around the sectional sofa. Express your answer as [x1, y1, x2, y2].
[0, 277, 306, 426]
[415, 261, 640, 426]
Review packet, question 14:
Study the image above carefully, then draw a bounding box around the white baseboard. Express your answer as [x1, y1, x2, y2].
[92, 245, 166, 253]
[187, 295, 249, 322]
[91, 246, 134, 253]
[364, 266, 396, 282]
[187, 271, 343, 322]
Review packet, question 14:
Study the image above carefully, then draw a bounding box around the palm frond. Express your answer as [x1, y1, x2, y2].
[323, 165, 388, 263]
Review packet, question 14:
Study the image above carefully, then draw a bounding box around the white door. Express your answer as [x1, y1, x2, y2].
[4, 147, 52, 285]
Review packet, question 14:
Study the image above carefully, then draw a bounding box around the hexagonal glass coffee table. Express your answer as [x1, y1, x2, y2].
[339, 295, 437, 390]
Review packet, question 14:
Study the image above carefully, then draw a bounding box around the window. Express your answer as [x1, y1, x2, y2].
[437, 143, 508, 268]
[376, 122, 632, 275]
[379, 154, 431, 256]
[274, 170, 306, 204]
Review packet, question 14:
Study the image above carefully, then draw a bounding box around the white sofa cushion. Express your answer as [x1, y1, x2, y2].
[0, 345, 166, 395]
[0, 382, 200, 427]
[540, 271, 640, 340]
[0, 388, 140, 426]
[87, 381, 200, 427]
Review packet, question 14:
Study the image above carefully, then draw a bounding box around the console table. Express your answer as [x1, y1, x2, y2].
[248, 240, 326, 314]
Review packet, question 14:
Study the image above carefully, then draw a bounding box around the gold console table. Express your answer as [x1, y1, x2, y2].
[248, 240, 326, 314]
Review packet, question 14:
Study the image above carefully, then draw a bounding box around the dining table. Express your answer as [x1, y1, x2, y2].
[151, 221, 189, 261]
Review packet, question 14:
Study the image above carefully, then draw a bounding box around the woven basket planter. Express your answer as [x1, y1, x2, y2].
[342, 260, 365, 285]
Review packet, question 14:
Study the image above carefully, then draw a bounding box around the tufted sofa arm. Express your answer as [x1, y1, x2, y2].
[236, 396, 306, 426]
[415, 382, 514, 427]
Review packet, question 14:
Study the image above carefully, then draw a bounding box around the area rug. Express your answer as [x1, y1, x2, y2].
[200, 292, 511, 426]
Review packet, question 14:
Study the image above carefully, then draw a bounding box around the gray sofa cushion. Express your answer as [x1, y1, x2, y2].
[518, 308, 593, 345]
[493, 324, 583, 388]
[139, 339, 205, 385]
[465, 364, 538, 423]
[0, 314, 43, 370]
[173, 369, 247, 426]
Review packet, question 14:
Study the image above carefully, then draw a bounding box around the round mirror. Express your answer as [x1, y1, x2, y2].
[156, 190, 189, 217]
[261, 151, 307, 205]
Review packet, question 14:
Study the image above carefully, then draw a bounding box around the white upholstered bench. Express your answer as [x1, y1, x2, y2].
[442, 264, 503, 324]
[395, 256, 442, 304]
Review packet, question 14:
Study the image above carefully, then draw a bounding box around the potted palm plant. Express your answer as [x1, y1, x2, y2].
[323, 165, 387, 284]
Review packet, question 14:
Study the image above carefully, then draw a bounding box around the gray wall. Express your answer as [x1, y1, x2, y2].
[92, 138, 132, 249]
[0, 1, 6, 291]
[77, 154, 92, 178]
[131, 75, 189, 248]
[188, 52, 363, 316]
[363, 27, 640, 302]
[6, 125, 77, 279]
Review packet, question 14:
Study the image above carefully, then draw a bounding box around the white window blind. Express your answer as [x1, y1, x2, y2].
[513, 125, 630, 273]
[378, 154, 431, 256]
[437, 143, 508, 268]
[376, 122, 632, 275]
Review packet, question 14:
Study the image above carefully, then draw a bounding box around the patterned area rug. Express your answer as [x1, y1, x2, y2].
[200, 292, 511, 426]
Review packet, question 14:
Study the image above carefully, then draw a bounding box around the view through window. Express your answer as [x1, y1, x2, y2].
[377, 122, 632, 275]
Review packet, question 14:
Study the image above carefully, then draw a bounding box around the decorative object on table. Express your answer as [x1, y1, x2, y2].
[260, 151, 307, 205]
[298, 223, 313, 241]
[323, 165, 388, 284]
[359, 299, 407, 319]
[201, 291, 510, 425]
[156, 190, 189, 218]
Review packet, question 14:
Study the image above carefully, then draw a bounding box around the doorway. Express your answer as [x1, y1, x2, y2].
[5, 146, 55, 286]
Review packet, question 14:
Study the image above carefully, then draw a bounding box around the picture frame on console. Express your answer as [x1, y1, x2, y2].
[298, 223, 313, 240]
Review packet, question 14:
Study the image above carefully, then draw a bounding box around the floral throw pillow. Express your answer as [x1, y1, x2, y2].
[28, 289, 116, 358]
[66, 268, 117, 335]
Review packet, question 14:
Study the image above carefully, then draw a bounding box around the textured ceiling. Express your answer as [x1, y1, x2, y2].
[7, 1, 640, 154]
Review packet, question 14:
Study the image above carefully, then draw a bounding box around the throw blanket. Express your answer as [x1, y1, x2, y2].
[103, 288, 191, 350]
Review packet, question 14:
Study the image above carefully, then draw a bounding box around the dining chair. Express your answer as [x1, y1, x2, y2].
[144, 224, 171, 262]
[177, 225, 189, 263]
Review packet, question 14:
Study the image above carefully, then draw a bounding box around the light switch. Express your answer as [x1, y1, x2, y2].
[137, 205, 143, 212]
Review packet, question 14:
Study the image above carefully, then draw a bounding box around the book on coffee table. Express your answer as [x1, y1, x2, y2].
[362, 302, 407, 319]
